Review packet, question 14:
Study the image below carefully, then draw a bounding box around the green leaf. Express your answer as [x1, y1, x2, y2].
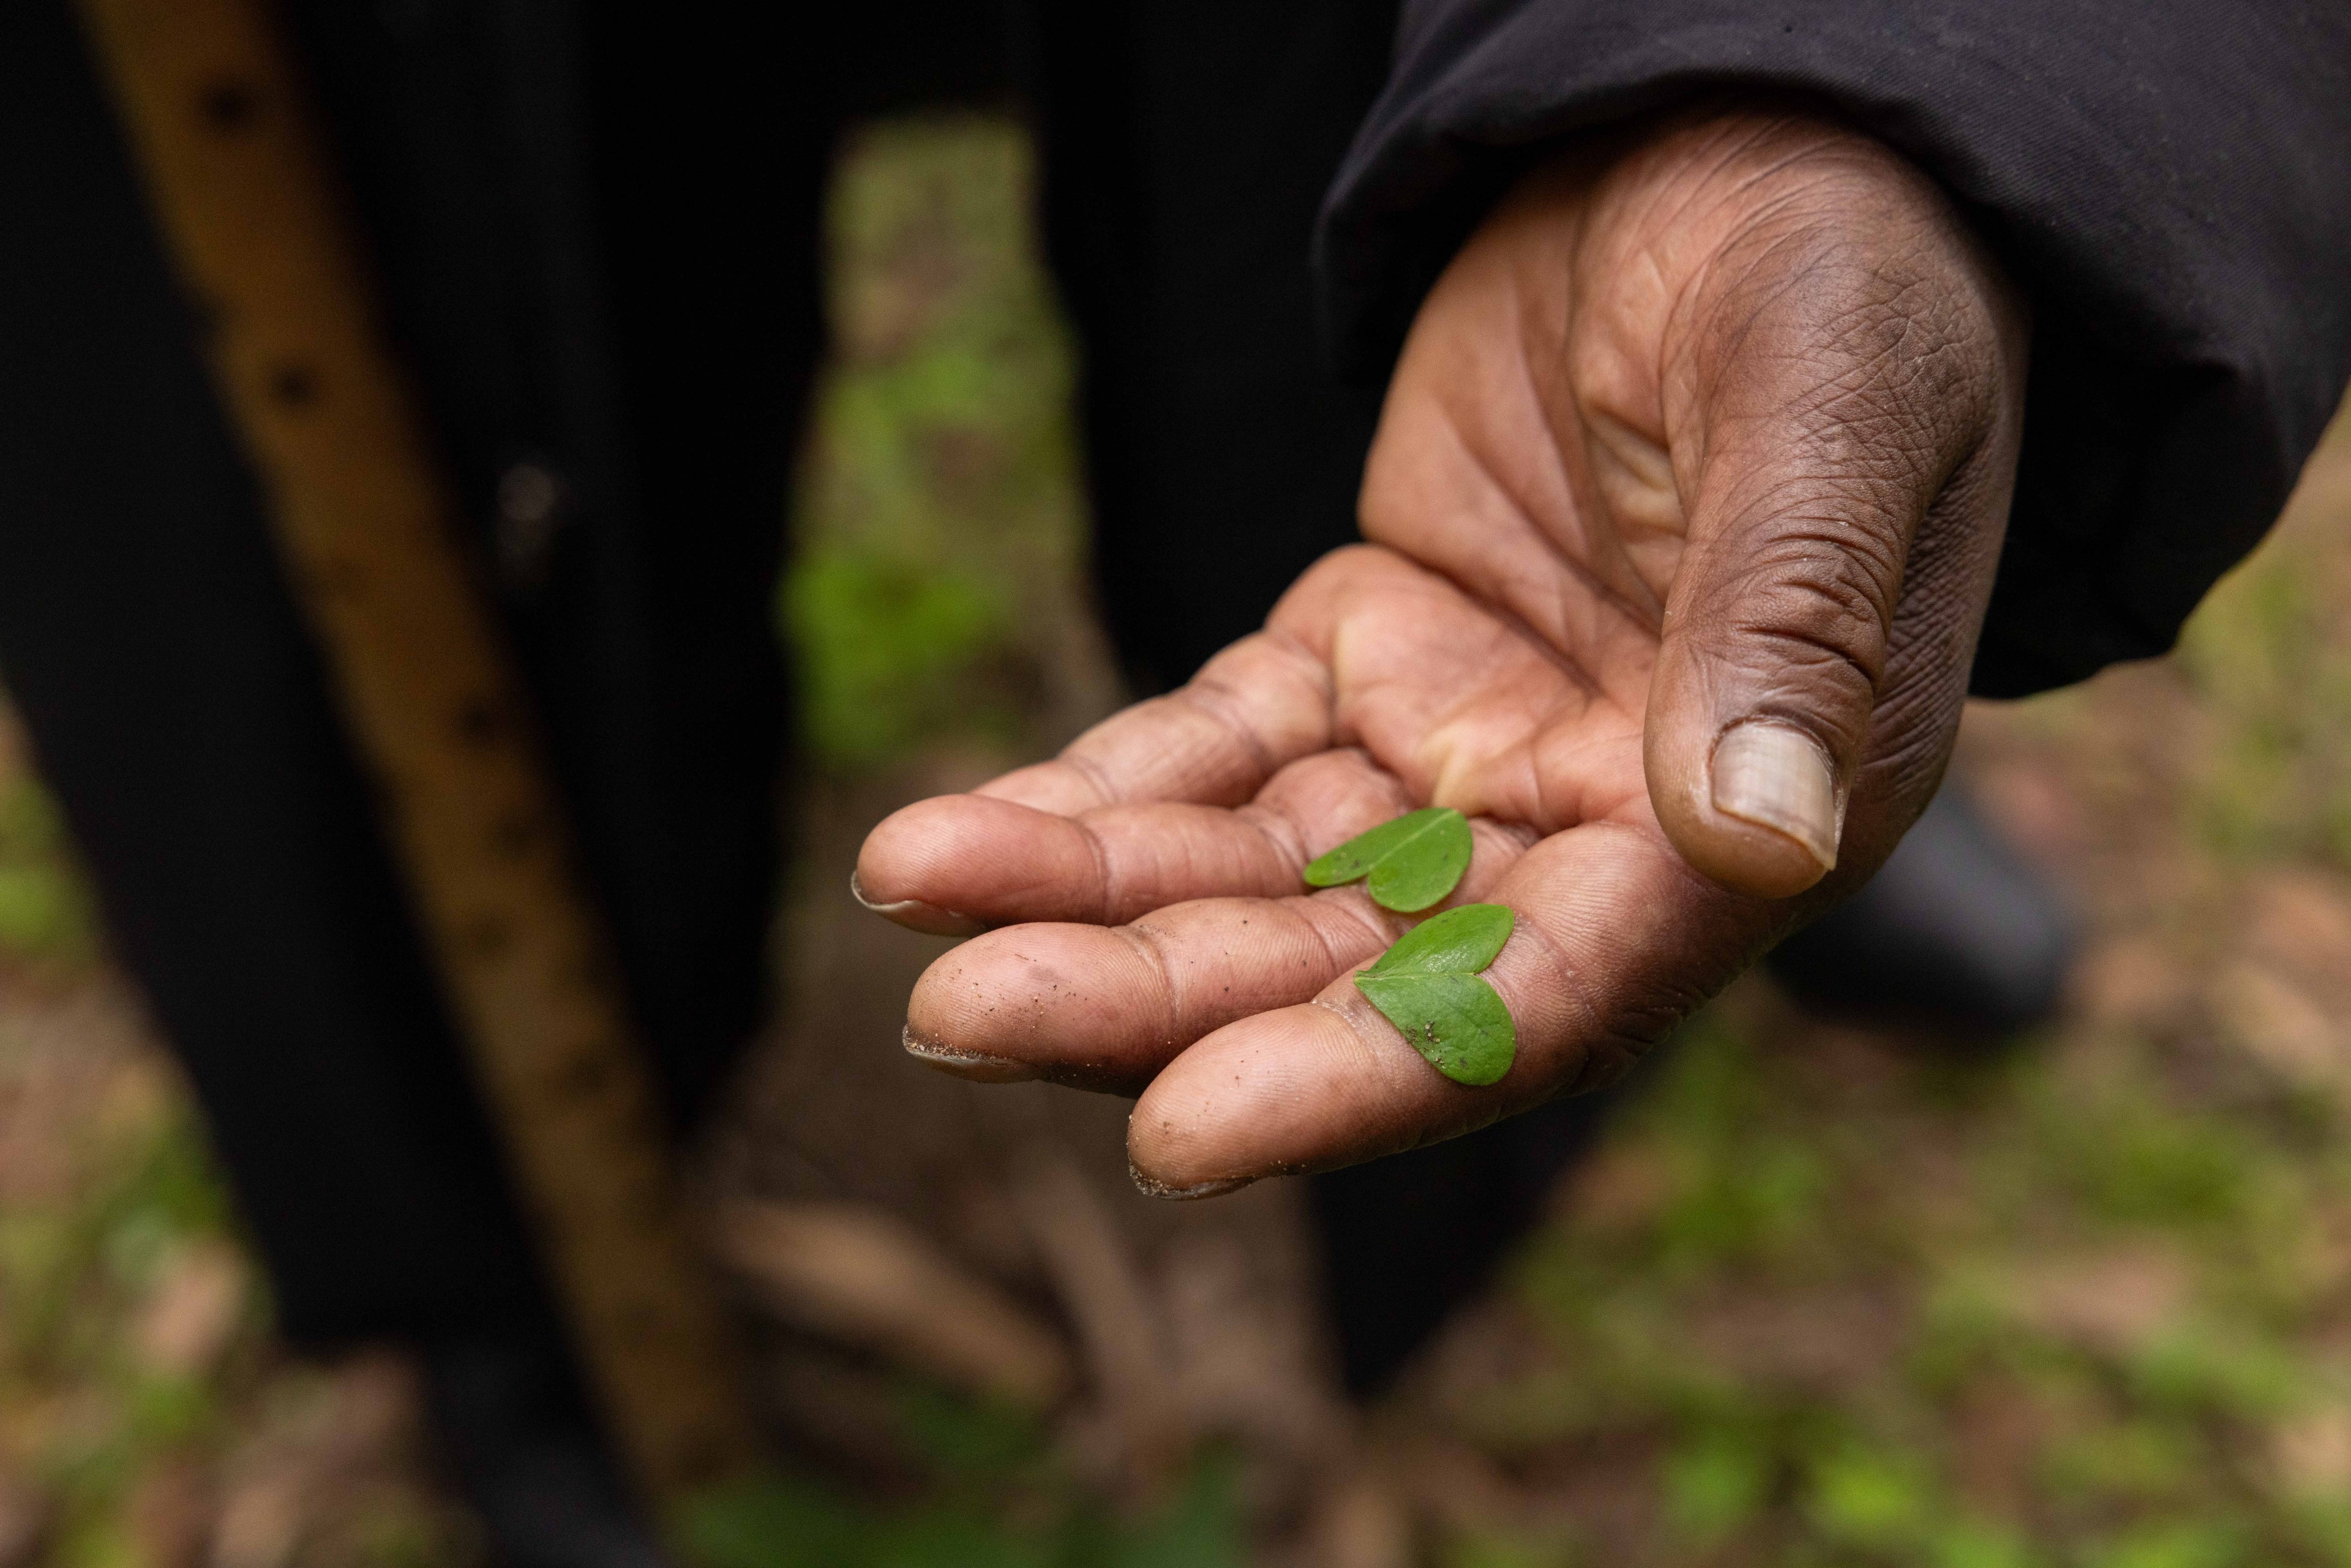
[1353, 904, 1518, 1084]
[1301, 806, 1472, 912]
[1355, 970, 1516, 1086]
[1366, 902, 1514, 977]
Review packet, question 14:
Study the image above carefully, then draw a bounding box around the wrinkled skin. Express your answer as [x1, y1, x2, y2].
[854, 108, 2028, 1196]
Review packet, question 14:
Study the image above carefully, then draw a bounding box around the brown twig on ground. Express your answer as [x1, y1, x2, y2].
[1009, 1155, 1190, 1495]
[716, 1199, 1074, 1411]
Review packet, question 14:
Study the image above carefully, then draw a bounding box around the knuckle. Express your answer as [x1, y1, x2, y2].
[1683, 165, 2002, 462]
[1698, 494, 1905, 639]
[1737, 621, 1883, 711]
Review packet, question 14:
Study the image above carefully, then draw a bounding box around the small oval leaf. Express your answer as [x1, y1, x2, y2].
[1300, 806, 1472, 912]
[1365, 902, 1515, 977]
[1354, 970, 1517, 1086]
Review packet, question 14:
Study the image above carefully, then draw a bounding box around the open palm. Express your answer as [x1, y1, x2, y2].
[855, 108, 2028, 1195]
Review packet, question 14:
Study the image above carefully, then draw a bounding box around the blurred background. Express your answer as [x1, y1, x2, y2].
[7, 112, 2351, 1568]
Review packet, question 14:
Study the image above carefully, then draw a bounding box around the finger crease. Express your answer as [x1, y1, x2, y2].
[1259, 626, 1338, 712]
[1060, 750, 1120, 809]
[1113, 923, 1185, 1051]
[1236, 801, 1310, 869]
[1073, 816, 1118, 925]
[1302, 893, 1397, 980]
[1178, 678, 1280, 781]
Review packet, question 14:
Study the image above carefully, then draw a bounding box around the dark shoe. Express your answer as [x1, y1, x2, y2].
[422, 1329, 664, 1568]
[1764, 782, 2077, 1037]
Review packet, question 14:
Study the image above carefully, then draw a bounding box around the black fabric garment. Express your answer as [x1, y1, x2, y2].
[1027, 0, 1392, 692]
[282, 0, 830, 1135]
[1316, 0, 2351, 697]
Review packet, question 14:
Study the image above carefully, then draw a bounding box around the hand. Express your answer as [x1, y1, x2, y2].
[853, 107, 2027, 1196]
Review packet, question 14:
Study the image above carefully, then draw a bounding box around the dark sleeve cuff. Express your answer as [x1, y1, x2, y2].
[1315, 0, 2351, 695]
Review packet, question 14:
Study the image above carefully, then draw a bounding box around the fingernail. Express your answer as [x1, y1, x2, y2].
[1127, 1158, 1255, 1202]
[850, 872, 989, 937]
[1709, 722, 1839, 872]
[902, 1026, 1039, 1082]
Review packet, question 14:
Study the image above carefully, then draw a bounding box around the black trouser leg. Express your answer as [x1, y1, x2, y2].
[1307, 1087, 1650, 1394]
[563, 2, 832, 1130]
[0, 0, 554, 1349]
[1028, 0, 1395, 692]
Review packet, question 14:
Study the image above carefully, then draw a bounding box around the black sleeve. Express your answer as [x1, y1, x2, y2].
[1314, 0, 2351, 696]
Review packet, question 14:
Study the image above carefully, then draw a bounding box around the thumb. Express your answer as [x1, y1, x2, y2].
[1641, 189, 2014, 899]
